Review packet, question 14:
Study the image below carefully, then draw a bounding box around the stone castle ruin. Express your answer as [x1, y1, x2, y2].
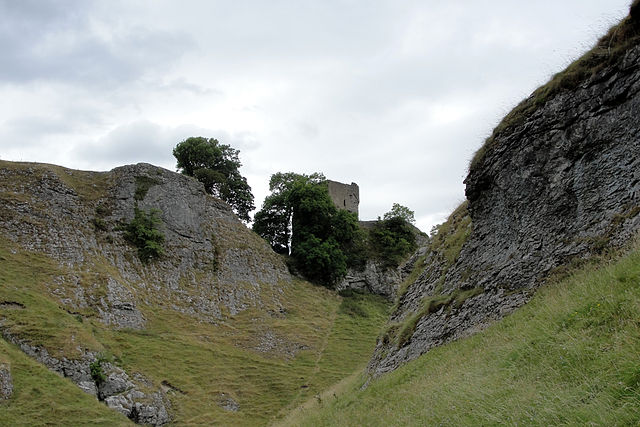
[327, 180, 359, 217]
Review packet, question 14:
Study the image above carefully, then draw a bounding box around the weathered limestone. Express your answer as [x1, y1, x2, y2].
[0, 364, 12, 401]
[0, 161, 294, 424]
[1, 330, 170, 425]
[368, 36, 640, 376]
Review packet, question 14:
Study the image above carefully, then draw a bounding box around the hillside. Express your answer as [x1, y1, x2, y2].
[2, 3, 640, 426]
[281, 242, 640, 426]
[0, 161, 390, 425]
[368, 0, 640, 377]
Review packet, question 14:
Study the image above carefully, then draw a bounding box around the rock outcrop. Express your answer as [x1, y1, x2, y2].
[2, 330, 170, 424]
[0, 162, 290, 325]
[0, 364, 12, 401]
[0, 161, 294, 424]
[336, 221, 429, 300]
[336, 260, 403, 299]
[336, 246, 428, 300]
[368, 8, 640, 377]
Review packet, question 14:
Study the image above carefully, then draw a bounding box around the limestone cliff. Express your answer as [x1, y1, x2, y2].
[0, 162, 290, 325]
[368, 6, 640, 376]
[0, 161, 292, 423]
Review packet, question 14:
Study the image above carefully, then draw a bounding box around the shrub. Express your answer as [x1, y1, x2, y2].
[369, 216, 417, 268]
[90, 357, 107, 385]
[124, 207, 165, 262]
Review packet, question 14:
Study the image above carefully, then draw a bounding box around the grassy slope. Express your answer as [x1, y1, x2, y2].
[0, 232, 389, 426]
[0, 339, 130, 427]
[283, 244, 640, 426]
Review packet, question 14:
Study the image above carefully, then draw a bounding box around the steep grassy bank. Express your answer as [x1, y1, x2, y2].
[0, 236, 389, 426]
[282, 243, 640, 426]
[0, 338, 129, 426]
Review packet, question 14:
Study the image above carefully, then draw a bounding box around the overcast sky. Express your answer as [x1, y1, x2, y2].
[0, 0, 631, 232]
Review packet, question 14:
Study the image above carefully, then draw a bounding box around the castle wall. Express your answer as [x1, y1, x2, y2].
[327, 180, 359, 216]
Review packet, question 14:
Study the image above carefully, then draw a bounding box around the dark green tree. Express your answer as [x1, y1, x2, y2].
[173, 137, 254, 222]
[124, 207, 165, 263]
[252, 172, 325, 254]
[253, 171, 360, 286]
[370, 205, 417, 268]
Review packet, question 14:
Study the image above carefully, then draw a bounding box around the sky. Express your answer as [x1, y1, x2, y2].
[0, 0, 632, 232]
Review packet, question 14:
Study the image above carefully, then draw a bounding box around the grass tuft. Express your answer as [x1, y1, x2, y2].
[470, 6, 640, 172]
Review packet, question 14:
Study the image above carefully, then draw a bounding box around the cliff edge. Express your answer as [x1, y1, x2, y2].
[368, 3, 640, 377]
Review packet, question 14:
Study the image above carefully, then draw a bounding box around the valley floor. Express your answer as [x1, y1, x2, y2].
[280, 243, 640, 426]
[0, 237, 390, 426]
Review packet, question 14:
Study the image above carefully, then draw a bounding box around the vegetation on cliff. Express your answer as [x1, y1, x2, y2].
[173, 136, 255, 222]
[471, 0, 640, 171]
[367, 213, 417, 269]
[124, 207, 165, 262]
[0, 236, 390, 426]
[281, 243, 640, 426]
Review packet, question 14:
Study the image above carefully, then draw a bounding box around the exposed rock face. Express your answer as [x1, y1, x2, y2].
[2, 330, 170, 424]
[0, 162, 290, 325]
[336, 247, 427, 300]
[0, 364, 12, 400]
[337, 260, 402, 299]
[216, 393, 240, 412]
[0, 162, 293, 422]
[337, 222, 429, 300]
[368, 35, 640, 375]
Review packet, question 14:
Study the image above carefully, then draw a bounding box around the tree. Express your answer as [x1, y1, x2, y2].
[253, 171, 360, 286]
[252, 172, 325, 254]
[173, 137, 254, 222]
[289, 178, 359, 285]
[124, 207, 165, 263]
[368, 204, 418, 267]
[383, 203, 415, 224]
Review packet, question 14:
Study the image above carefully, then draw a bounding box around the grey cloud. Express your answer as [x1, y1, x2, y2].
[4, 116, 72, 138]
[72, 121, 261, 171]
[158, 78, 221, 96]
[0, 0, 632, 233]
[72, 121, 198, 170]
[0, 0, 194, 87]
[0, 115, 81, 160]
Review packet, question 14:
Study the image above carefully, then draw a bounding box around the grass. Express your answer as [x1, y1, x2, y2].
[0, 160, 110, 203]
[0, 236, 389, 426]
[0, 239, 104, 358]
[393, 201, 472, 311]
[282, 242, 640, 426]
[0, 339, 130, 426]
[385, 286, 484, 348]
[470, 3, 640, 172]
[429, 201, 472, 268]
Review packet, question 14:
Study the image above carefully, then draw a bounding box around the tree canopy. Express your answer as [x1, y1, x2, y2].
[253, 172, 362, 286]
[383, 203, 415, 224]
[369, 215, 416, 268]
[252, 172, 325, 254]
[173, 137, 254, 222]
[366, 203, 418, 267]
[254, 178, 418, 285]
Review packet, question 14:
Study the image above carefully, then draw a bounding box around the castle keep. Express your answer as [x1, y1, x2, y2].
[327, 180, 359, 217]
